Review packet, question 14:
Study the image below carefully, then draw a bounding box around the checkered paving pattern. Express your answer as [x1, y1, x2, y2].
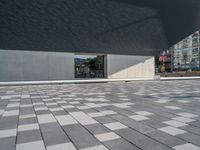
[0, 80, 200, 150]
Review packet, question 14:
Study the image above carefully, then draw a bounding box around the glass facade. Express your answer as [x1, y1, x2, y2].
[75, 55, 105, 78]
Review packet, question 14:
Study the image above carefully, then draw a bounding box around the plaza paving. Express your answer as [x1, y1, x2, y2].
[0, 80, 200, 150]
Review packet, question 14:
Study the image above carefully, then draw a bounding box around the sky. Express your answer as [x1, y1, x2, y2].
[75, 55, 97, 59]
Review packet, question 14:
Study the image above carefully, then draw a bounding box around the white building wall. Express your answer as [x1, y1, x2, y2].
[107, 55, 155, 79]
[0, 50, 155, 82]
[0, 50, 74, 81]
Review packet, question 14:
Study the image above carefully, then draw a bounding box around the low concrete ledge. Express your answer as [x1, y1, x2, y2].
[0, 78, 154, 86]
[1, 76, 200, 86]
[160, 76, 200, 80]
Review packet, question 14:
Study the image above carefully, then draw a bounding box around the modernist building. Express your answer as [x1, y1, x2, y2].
[0, 0, 200, 82]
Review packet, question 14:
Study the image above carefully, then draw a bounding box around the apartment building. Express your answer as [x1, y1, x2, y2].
[173, 31, 200, 70]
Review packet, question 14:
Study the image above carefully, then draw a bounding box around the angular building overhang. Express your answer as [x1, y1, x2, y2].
[0, 0, 200, 55]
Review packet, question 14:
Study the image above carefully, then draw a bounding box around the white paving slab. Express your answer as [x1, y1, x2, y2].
[178, 112, 198, 118]
[46, 103, 57, 106]
[95, 132, 120, 142]
[74, 98, 83, 101]
[21, 95, 30, 99]
[135, 111, 153, 116]
[100, 110, 117, 115]
[99, 103, 111, 107]
[19, 114, 36, 119]
[112, 103, 130, 108]
[155, 100, 171, 103]
[34, 107, 48, 111]
[120, 98, 130, 101]
[69, 101, 80, 104]
[0, 109, 4, 115]
[165, 106, 181, 110]
[47, 142, 77, 150]
[43, 99, 53, 102]
[3, 110, 19, 117]
[37, 114, 57, 124]
[173, 143, 200, 150]
[33, 102, 44, 106]
[62, 105, 75, 109]
[88, 112, 105, 118]
[77, 106, 90, 110]
[18, 123, 39, 132]
[121, 102, 135, 106]
[85, 103, 101, 108]
[49, 107, 63, 112]
[158, 126, 187, 136]
[1, 96, 11, 99]
[16, 140, 46, 150]
[7, 103, 20, 108]
[0, 129, 17, 138]
[10, 99, 20, 102]
[118, 95, 127, 98]
[56, 101, 67, 104]
[20, 104, 33, 108]
[129, 115, 149, 121]
[177, 100, 190, 103]
[104, 122, 128, 131]
[80, 145, 108, 150]
[56, 115, 78, 126]
[173, 117, 195, 123]
[69, 112, 98, 125]
[163, 120, 188, 127]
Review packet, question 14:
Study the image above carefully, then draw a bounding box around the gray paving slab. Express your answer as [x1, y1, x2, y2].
[0, 116, 18, 130]
[147, 130, 186, 147]
[41, 130, 71, 147]
[18, 117, 38, 125]
[103, 138, 140, 150]
[63, 124, 101, 149]
[178, 132, 200, 147]
[111, 114, 156, 134]
[85, 123, 111, 135]
[0, 136, 16, 150]
[116, 128, 173, 150]
[17, 130, 43, 144]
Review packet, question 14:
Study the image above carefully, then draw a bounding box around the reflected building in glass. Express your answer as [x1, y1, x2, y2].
[173, 30, 200, 70]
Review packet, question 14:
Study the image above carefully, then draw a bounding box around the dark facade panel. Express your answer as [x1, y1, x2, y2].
[0, 0, 200, 55]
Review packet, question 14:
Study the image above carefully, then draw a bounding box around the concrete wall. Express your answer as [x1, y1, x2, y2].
[0, 50, 74, 81]
[0, 50, 155, 82]
[107, 55, 155, 79]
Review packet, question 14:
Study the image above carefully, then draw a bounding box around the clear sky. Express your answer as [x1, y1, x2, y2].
[75, 55, 96, 59]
